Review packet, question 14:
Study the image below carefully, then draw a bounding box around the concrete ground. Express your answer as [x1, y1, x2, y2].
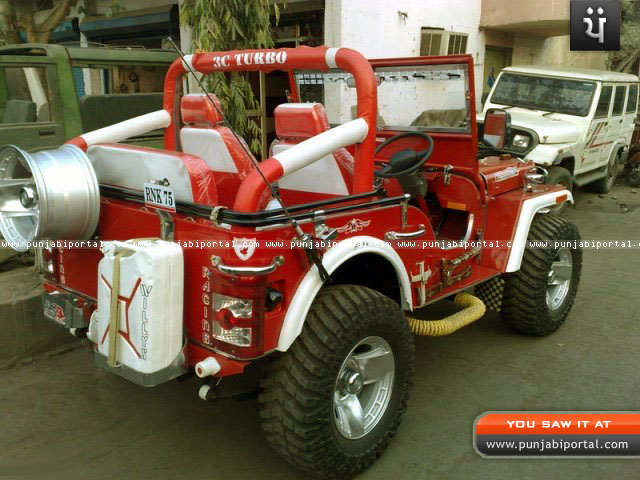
[0, 182, 639, 480]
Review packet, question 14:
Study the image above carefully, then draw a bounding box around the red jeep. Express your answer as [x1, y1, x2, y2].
[0, 47, 581, 478]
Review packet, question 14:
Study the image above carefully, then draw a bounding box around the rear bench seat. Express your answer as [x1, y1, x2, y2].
[86, 143, 218, 206]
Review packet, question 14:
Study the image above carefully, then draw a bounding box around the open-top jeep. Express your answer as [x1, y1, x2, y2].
[0, 47, 581, 478]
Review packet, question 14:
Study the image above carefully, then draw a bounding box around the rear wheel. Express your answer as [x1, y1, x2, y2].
[259, 285, 414, 479]
[627, 151, 640, 187]
[590, 149, 619, 194]
[501, 214, 582, 336]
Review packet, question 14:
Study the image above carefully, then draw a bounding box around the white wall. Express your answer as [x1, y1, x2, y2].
[325, 0, 485, 111]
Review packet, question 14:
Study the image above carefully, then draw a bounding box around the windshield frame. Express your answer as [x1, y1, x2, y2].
[293, 62, 472, 134]
[489, 72, 597, 117]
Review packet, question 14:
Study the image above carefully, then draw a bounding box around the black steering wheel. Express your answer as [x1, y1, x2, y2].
[374, 131, 434, 178]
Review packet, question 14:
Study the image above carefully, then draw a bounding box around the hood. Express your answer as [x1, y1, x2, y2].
[480, 108, 582, 144]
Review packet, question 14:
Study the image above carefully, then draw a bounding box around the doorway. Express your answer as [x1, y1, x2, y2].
[482, 47, 512, 105]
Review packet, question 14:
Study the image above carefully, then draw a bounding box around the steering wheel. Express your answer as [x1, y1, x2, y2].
[374, 131, 434, 178]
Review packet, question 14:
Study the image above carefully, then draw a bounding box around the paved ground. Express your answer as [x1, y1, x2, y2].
[1, 182, 639, 480]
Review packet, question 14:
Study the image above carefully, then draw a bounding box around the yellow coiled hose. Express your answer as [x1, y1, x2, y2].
[406, 292, 486, 336]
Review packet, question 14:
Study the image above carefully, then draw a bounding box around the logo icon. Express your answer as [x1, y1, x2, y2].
[337, 218, 371, 235]
[233, 237, 257, 261]
[570, 1, 620, 51]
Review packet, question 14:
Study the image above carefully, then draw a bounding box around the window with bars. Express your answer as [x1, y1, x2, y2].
[448, 34, 468, 55]
[420, 28, 444, 56]
[420, 28, 468, 56]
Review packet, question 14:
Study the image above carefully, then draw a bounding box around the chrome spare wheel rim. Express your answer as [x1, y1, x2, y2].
[0, 144, 100, 251]
[546, 248, 572, 311]
[333, 336, 395, 440]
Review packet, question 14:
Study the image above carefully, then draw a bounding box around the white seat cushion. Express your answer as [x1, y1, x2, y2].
[180, 127, 238, 173]
[87, 144, 197, 203]
[272, 142, 349, 195]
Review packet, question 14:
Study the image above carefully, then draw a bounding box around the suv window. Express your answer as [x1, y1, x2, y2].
[595, 86, 613, 118]
[71, 64, 168, 96]
[0, 66, 52, 123]
[612, 85, 626, 116]
[627, 85, 638, 113]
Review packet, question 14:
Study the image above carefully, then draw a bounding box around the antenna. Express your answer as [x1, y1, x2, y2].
[166, 38, 330, 282]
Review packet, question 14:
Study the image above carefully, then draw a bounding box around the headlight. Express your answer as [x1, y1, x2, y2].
[512, 134, 530, 149]
[524, 166, 548, 191]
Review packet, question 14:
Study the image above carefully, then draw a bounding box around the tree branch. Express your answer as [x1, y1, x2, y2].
[36, 0, 77, 43]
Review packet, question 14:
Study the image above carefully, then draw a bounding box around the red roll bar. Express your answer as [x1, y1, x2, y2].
[162, 46, 378, 210]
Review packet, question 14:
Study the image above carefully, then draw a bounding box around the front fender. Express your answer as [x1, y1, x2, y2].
[525, 143, 576, 166]
[505, 190, 574, 272]
[276, 235, 412, 351]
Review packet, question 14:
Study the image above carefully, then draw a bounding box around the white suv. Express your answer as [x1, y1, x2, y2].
[480, 65, 639, 194]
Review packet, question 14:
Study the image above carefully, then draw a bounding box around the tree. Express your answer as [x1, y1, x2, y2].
[609, 0, 640, 73]
[0, 0, 78, 46]
[180, 0, 281, 155]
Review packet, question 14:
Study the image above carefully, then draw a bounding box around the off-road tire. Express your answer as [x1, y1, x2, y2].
[501, 214, 582, 336]
[545, 166, 573, 215]
[590, 149, 619, 194]
[258, 285, 414, 479]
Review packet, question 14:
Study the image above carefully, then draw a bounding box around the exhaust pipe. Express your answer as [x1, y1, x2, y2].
[406, 292, 486, 336]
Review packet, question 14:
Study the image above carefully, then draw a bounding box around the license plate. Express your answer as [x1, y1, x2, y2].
[143, 183, 176, 212]
[43, 297, 66, 325]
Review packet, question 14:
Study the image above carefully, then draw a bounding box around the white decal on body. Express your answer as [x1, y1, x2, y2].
[233, 238, 257, 261]
[337, 219, 371, 235]
[495, 167, 519, 182]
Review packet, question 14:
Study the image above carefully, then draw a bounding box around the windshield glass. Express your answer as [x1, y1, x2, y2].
[490, 73, 596, 116]
[295, 63, 470, 132]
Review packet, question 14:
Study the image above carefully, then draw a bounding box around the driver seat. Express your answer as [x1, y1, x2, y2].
[272, 103, 354, 202]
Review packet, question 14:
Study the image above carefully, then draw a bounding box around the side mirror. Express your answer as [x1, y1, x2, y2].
[482, 108, 510, 149]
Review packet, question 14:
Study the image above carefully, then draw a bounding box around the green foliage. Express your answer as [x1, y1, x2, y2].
[609, 0, 640, 72]
[181, 0, 280, 155]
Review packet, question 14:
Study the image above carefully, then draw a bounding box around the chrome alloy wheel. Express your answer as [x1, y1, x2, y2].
[546, 248, 573, 311]
[333, 336, 395, 439]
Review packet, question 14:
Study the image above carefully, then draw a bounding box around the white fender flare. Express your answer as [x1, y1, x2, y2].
[505, 190, 573, 272]
[276, 236, 413, 351]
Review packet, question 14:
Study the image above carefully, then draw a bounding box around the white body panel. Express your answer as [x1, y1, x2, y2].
[276, 235, 412, 352]
[89, 240, 184, 374]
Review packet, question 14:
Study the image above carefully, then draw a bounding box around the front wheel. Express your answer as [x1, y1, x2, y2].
[259, 285, 414, 479]
[545, 166, 573, 215]
[501, 214, 582, 336]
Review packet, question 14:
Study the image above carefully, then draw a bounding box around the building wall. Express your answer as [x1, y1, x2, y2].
[325, 0, 485, 116]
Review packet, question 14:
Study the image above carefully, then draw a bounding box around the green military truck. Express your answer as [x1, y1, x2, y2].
[0, 43, 176, 151]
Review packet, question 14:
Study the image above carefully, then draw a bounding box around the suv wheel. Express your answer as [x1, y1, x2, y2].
[591, 149, 619, 194]
[545, 166, 573, 215]
[501, 214, 582, 336]
[259, 285, 414, 479]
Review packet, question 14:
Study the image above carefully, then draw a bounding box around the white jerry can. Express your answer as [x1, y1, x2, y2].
[88, 239, 184, 379]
